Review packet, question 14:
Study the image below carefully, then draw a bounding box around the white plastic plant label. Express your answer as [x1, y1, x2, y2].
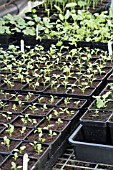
[28, 1, 32, 12]
[36, 25, 38, 40]
[21, 39, 25, 53]
[108, 41, 112, 56]
[28, 1, 44, 11]
[31, 1, 41, 8]
[111, 0, 113, 14]
[23, 153, 28, 170]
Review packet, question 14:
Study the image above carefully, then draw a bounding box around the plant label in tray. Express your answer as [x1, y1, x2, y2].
[36, 25, 39, 40]
[108, 41, 112, 57]
[21, 40, 25, 53]
[23, 153, 28, 170]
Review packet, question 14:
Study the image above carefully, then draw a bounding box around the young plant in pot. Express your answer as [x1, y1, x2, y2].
[90, 91, 113, 111]
[80, 91, 112, 144]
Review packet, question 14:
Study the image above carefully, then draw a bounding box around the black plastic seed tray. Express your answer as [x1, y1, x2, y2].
[52, 145, 113, 170]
